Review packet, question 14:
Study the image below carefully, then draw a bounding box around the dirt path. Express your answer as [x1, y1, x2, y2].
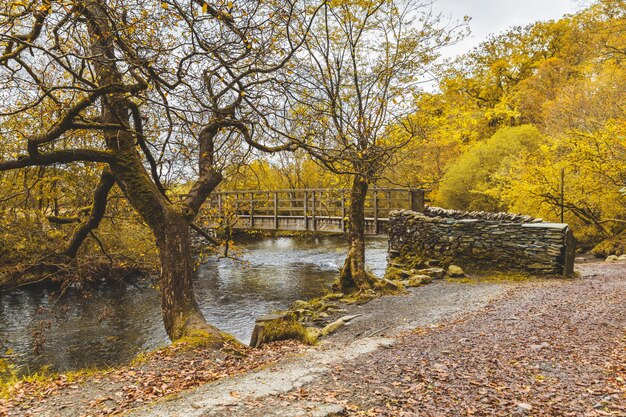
[129, 262, 625, 417]
[124, 279, 510, 417]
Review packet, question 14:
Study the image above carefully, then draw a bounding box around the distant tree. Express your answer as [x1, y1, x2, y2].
[281, 0, 466, 292]
[436, 125, 543, 212]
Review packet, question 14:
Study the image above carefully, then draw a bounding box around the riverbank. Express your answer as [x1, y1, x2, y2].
[0, 237, 388, 375]
[132, 261, 624, 417]
[1, 272, 510, 416]
[2, 261, 624, 416]
[0, 255, 152, 293]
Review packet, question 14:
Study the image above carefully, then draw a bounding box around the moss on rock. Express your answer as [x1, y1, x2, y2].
[261, 317, 317, 345]
[389, 252, 428, 270]
[384, 266, 411, 281]
[445, 271, 544, 284]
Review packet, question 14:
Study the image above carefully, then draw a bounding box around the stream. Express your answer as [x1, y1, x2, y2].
[0, 237, 388, 374]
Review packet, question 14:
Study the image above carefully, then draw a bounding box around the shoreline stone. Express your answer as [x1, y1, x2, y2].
[447, 265, 465, 278]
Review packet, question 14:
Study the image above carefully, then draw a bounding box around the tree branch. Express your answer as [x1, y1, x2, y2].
[0, 149, 116, 172]
[63, 169, 115, 258]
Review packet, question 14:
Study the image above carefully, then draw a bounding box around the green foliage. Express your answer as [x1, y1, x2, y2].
[591, 231, 626, 257]
[436, 125, 543, 211]
[0, 360, 57, 400]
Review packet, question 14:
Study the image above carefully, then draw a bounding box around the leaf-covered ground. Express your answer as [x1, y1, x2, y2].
[273, 262, 625, 416]
[0, 340, 306, 416]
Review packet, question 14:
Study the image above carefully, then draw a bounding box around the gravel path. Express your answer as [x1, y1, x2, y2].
[132, 262, 625, 417]
[283, 263, 626, 416]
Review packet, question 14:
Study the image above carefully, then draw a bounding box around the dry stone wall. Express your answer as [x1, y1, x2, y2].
[388, 209, 575, 276]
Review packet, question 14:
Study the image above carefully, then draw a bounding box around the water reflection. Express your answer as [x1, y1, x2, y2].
[0, 237, 387, 373]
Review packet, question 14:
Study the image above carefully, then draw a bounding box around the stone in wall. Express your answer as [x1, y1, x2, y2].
[388, 208, 575, 276]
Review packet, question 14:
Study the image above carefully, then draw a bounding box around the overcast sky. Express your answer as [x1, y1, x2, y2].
[433, 0, 585, 59]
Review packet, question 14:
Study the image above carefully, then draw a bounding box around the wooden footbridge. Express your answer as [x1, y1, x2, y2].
[205, 188, 429, 235]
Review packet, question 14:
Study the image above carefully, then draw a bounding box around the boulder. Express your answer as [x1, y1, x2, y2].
[606, 255, 619, 262]
[447, 264, 465, 278]
[416, 267, 445, 279]
[403, 275, 432, 287]
[385, 266, 412, 281]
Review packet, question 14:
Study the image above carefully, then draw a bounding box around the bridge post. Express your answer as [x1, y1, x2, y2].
[304, 190, 309, 231]
[409, 189, 425, 212]
[341, 190, 346, 232]
[273, 191, 278, 229]
[312, 191, 316, 231]
[249, 192, 254, 227]
[373, 190, 379, 234]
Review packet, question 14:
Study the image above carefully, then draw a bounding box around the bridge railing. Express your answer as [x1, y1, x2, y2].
[204, 188, 429, 234]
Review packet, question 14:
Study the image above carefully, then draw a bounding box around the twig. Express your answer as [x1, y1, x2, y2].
[190, 223, 221, 246]
[363, 326, 390, 339]
[89, 231, 114, 265]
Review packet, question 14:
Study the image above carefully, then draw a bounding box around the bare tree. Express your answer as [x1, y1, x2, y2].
[0, 0, 318, 343]
[279, 0, 466, 292]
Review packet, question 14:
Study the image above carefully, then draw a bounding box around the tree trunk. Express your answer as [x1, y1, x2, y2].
[155, 210, 228, 344]
[339, 176, 377, 292]
[70, 0, 235, 346]
[111, 152, 231, 345]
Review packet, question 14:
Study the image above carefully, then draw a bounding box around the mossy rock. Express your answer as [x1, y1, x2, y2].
[447, 265, 465, 278]
[256, 317, 317, 346]
[401, 275, 432, 288]
[391, 252, 428, 269]
[291, 297, 345, 323]
[416, 267, 445, 279]
[445, 271, 538, 284]
[384, 266, 411, 281]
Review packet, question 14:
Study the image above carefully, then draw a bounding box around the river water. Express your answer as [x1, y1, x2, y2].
[0, 237, 388, 374]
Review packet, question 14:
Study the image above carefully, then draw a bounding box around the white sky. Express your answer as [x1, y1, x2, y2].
[433, 0, 585, 59]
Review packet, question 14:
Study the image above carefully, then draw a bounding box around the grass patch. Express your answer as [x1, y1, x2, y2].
[0, 363, 86, 400]
[0, 358, 108, 400]
[445, 271, 557, 284]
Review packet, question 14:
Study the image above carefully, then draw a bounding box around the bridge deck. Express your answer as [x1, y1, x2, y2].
[204, 188, 429, 235]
